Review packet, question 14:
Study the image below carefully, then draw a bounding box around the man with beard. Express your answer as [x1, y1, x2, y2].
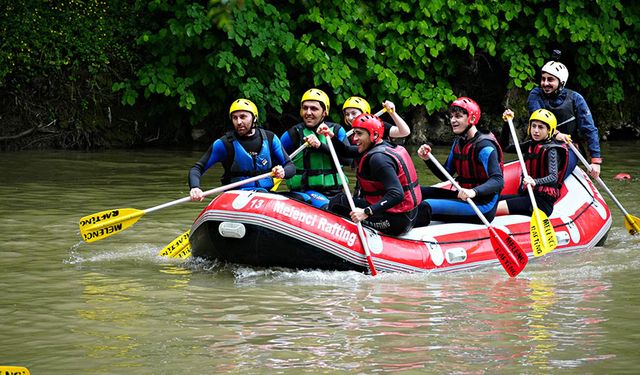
[317, 114, 421, 236]
[279, 88, 351, 208]
[188, 98, 295, 201]
[527, 53, 602, 179]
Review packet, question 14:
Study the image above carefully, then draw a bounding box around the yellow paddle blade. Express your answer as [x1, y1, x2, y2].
[0, 366, 30, 375]
[170, 242, 192, 259]
[530, 208, 557, 256]
[79, 208, 144, 243]
[270, 178, 284, 192]
[624, 214, 640, 235]
[158, 230, 191, 258]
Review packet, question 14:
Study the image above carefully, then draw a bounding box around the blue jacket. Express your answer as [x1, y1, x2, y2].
[527, 87, 601, 159]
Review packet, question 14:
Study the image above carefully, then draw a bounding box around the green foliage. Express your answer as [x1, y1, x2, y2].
[1, 0, 142, 84]
[120, 0, 639, 129]
[0, 0, 147, 146]
[2, 0, 639, 148]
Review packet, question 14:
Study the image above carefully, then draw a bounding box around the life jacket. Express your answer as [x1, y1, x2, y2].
[357, 142, 421, 213]
[451, 132, 504, 189]
[542, 89, 577, 137]
[523, 140, 569, 201]
[285, 122, 345, 191]
[220, 128, 274, 189]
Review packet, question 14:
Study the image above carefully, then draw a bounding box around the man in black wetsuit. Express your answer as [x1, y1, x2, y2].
[317, 114, 422, 236]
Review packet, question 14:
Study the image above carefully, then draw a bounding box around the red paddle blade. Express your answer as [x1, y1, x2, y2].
[489, 227, 528, 277]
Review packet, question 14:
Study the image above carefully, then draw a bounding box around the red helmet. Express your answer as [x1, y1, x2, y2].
[352, 113, 384, 143]
[450, 97, 481, 126]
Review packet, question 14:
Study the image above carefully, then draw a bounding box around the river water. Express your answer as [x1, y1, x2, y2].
[1, 142, 639, 374]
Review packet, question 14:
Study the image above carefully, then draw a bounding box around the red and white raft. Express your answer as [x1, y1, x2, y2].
[189, 161, 611, 273]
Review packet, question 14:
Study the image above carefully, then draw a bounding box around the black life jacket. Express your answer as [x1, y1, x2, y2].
[542, 89, 577, 137]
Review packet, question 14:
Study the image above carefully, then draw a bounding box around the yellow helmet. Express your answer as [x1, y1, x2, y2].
[342, 96, 371, 114]
[528, 109, 557, 139]
[229, 98, 258, 122]
[301, 88, 330, 114]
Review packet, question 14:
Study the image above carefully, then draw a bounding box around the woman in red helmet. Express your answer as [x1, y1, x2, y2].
[317, 113, 422, 236]
[417, 97, 504, 225]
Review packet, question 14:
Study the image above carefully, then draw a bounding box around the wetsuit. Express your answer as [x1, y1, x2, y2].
[280, 122, 350, 207]
[189, 128, 295, 191]
[419, 131, 504, 225]
[328, 139, 421, 236]
[527, 87, 601, 176]
[499, 128, 568, 216]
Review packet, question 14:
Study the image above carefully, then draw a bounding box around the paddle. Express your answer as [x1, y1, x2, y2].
[428, 154, 528, 277]
[79, 171, 275, 243]
[163, 108, 389, 259]
[567, 142, 640, 235]
[159, 138, 333, 258]
[505, 115, 558, 256]
[158, 230, 191, 258]
[270, 108, 387, 191]
[324, 133, 378, 276]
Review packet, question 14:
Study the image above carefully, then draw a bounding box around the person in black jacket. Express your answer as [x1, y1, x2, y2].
[317, 114, 421, 236]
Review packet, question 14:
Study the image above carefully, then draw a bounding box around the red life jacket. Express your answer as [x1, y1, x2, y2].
[524, 141, 569, 201]
[451, 132, 504, 189]
[357, 143, 422, 213]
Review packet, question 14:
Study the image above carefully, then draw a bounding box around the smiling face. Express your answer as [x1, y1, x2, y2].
[352, 128, 373, 153]
[300, 100, 326, 128]
[529, 120, 550, 141]
[449, 110, 470, 135]
[540, 72, 560, 95]
[343, 108, 362, 126]
[230, 110, 255, 137]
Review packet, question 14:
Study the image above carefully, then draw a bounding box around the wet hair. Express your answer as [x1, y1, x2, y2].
[449, 106, 468, 116]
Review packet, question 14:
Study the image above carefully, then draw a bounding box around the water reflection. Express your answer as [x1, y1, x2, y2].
[1, 146, 638, 374]
[82, 263, 608, 373]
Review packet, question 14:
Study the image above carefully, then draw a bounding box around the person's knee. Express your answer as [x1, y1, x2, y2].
[307, 190, 330, 209]
[416, 201, 432, 227]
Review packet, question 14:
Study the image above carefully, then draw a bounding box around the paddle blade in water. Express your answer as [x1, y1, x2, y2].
[489, 227, 528, 277]
[624, 214, 640, 235]
[158, 230, 191, 258]
[530, 209, 557, 256]
[78, 208, 143, 243]
[170, 242, 192, 259]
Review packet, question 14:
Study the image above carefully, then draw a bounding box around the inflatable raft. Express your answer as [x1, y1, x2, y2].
[189, 161, 611, 274]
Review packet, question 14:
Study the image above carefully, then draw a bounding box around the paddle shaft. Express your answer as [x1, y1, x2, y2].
[428, 153, 528, 276]
[506, 118, 542, 211]
[568, 142, 634, 219]
[324, 134, 378, 276]
[429, 154, 497, 227]
[286, 108, 386, 159]
[506, 117, 558, 256]
[145, 171, 275, 215]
